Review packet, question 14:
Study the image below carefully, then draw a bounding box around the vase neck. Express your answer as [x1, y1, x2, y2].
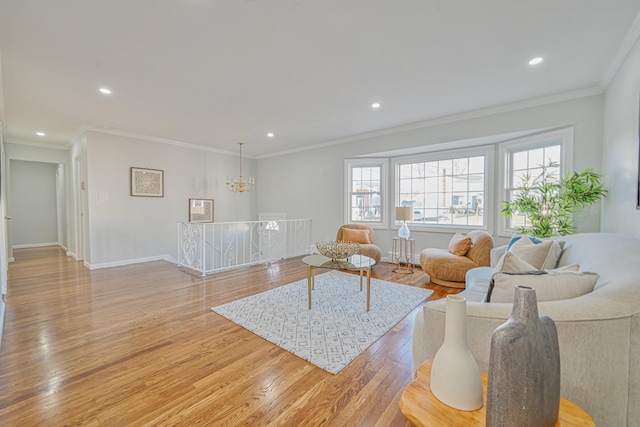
[511, 286, 539, 320]
[444, 295, 469, 349]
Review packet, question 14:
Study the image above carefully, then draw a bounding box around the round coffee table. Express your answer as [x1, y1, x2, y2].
[301, 254, 375, 311]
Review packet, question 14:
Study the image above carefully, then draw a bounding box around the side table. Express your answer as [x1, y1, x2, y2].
[392, 237, 415, 274]
[399, 359, 595, 426]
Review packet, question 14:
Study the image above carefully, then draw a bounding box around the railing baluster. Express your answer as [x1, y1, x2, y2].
[177, 219, 312, 276]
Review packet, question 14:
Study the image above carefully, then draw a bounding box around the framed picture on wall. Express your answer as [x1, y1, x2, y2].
[189, 199, 214, 223]
[130, 167, 164, 197]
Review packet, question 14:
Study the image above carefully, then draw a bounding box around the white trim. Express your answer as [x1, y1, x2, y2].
[85, 255, 178, 270]
[601, 11, 640, 89]
[12, 242, 59, 249]
[343, 158, 388, 229]
[82, 126, 248, 158]
[257, 86, 602, 159]
[391, 145, 494, 233]
[497, 127, 574, 237]
[0, 299, 4, 350]
[6, 86, 603, 159]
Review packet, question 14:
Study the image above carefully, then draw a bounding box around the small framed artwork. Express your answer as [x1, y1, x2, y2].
[189, 199, 214, 223]
[131, 167, 164, 197]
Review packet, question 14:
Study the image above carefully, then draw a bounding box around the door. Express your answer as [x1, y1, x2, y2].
[0, 123, 8, 346]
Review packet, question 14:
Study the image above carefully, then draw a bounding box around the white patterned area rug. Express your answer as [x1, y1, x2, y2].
[211, 270, 433, 374]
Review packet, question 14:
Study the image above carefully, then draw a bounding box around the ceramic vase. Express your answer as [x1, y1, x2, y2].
[430, 295, 483, 411]
[486, 285, 560, 427]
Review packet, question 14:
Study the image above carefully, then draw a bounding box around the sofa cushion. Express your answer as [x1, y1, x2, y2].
[340, 227, 371, 244]
[496, 252, 537, 272]
[448, 232, 472, 256]
[495, 235, 564, 271]
[485, 270, 599, 303]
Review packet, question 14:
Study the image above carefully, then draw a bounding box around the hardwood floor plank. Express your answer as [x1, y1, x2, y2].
[0, 246, 460, 426]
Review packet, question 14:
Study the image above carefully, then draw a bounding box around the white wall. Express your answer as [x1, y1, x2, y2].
[257, 94, 605, 256]
[4, 144, 69, 250]
[83, 131, 256, 267]
[9, 160, 58, 246]
[601, 37, 640, 238]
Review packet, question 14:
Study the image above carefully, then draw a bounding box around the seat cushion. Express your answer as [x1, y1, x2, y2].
[420, 248, 476, 283]
[358, 243, 381, 264]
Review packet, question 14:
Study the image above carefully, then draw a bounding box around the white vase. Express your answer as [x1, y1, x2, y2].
[430, 295, 483, 411]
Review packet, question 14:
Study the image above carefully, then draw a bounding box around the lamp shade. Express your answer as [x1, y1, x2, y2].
[396, 206, 412, 222]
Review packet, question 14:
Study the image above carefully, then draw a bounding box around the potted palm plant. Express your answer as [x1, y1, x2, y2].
[501, 161, 607, 237]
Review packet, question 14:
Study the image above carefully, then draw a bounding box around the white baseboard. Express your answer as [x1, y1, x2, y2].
[0, 298, 5, 350]
[85, 255, 178, 270]
[12, 242, 59, 249]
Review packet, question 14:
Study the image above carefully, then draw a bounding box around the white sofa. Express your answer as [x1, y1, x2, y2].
[412, 233, 640, 427]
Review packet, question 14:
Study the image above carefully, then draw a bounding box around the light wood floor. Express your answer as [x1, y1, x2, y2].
[0, 247, 459, 426]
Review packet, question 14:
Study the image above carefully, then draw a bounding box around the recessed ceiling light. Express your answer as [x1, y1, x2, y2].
[99, 87, 112, 94]
[528, 57, 543, 66]
[371, 102, 381, 109]
[267, 132, 274, 138]
[36, 132, 45, 136]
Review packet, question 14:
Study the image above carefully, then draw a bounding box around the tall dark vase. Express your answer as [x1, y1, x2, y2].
[486, 286, 560, 427]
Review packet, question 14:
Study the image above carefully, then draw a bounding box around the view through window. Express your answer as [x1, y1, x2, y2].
[349, 164, 382, 223]
[398, 155, 486, 227]
[506, 144, 561, 229]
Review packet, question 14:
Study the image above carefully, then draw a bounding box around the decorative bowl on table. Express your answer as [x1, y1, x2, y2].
[316, 240, 360, 260]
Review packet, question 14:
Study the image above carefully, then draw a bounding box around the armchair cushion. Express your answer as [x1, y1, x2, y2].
[448, 232, 472, 256]
[340, 228, 371, 244]
[336, 224, 381, 265]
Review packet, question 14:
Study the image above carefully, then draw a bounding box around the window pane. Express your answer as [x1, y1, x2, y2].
[513, 151, 528, 171]
[528, 148, 544, 168]
[505, 142, 563, 231]
[398, 155, 486, 228]
[350, 165, 382, 223]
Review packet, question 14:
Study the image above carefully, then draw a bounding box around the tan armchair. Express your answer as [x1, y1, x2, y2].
[336, 224, 382, 265]
[419, 230, 493, 288]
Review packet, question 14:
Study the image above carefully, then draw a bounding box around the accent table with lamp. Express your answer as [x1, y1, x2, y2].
[392, 237, 415, 273]
[394, 206, 415, 273]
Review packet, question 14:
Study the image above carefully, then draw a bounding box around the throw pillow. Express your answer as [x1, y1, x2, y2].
[485, 270, 599, 303]
[341, 228, 371, 244]
[496, 252, 537, 273]
[495, 235, 564, 271]
[448, 232, 472, 256]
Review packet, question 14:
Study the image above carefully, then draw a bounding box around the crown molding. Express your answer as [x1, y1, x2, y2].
[257, 86, 603, 159]
[600, 11, 640, 89]
[81, 126, 251, 158]
[3, 137, 69, 151]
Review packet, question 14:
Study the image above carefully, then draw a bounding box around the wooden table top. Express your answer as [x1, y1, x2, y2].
[399, 359, 595, 427]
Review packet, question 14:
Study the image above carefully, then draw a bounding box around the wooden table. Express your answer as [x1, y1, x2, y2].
[399, 359, 595, 426]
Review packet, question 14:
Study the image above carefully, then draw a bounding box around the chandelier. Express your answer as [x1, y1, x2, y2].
[226, 141, 255, 193]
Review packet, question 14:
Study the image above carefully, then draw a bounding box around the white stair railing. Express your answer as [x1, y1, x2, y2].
[177, 218, 312, 276]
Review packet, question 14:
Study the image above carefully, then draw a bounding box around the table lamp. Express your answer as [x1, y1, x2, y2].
[396, 206, 412, 239]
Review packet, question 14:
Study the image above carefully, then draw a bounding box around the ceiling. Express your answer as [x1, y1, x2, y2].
[1, 1, 639, 158]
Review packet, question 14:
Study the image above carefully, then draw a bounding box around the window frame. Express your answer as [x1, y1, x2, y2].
[391, 145, 494, 233]
[344, 158, 388, 229]
[497, 127, 574, 237]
